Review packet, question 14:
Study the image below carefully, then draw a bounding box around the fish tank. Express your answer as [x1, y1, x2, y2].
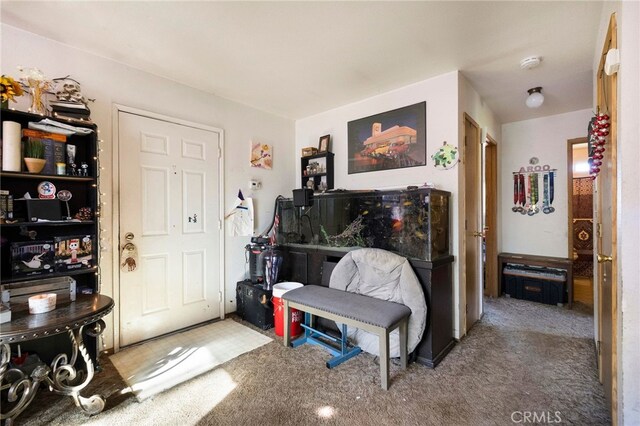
[275, 188, 450, 262]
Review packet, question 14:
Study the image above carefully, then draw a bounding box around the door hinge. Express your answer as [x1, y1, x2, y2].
[597, 340, 601, 356]
[218, 219, 222, 230]
[218, 146, 222, 159]
[465, 219, 468, 231]
[597, 223, 602, 238]
[466, 304, 469, 313]
[218, 291, 223, 303]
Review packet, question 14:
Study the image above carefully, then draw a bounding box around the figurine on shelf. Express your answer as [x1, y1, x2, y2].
[80, 162, 89, 176]
[66, 145, 77, 176]
[74, 207, 92, 221]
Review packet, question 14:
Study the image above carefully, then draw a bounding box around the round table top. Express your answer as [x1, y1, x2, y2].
[0, 294, 114, 344]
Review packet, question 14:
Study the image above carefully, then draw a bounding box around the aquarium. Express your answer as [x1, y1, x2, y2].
[276, 188, 450, 261]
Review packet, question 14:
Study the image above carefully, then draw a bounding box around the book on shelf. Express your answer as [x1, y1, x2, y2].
[53, 111, 92, 121]
[0, 190, 14, 221]
[49, 100, 91, 113]
[52, 114, 94, 126]
[52, 108, 91, 118]
[41, 138, 67, 175]
[22, 128, 67, 143]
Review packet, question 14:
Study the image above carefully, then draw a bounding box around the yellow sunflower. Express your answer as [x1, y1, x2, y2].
[1, 75, 24, 103]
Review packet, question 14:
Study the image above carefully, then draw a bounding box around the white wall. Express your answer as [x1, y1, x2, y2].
[296, 71, 500, 338]
[1, 24, 295, 349]
[500, 109, 591, 257]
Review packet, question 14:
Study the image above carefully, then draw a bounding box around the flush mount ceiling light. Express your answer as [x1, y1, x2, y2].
[526, 87, 544, 108]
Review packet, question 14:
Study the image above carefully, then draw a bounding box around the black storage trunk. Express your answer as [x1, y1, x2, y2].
[503, 264, 567, 306]
[236, 280, 273, 330]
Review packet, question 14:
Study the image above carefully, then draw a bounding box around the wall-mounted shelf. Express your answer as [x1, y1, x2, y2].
[300, 152, 334, 191]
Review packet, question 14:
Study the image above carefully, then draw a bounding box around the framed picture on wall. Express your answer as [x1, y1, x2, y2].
[318, 134, 330, 153]
[347, 102, 426, 174]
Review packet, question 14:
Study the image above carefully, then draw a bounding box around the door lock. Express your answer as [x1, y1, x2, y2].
[597, 254, 613, 263]
[472, 231, 484, 238]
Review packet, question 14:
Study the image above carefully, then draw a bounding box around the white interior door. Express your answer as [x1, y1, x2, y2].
[118, 111, 222, 347]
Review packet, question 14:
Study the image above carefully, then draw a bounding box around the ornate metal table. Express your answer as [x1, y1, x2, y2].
[0, 294, 114, 425]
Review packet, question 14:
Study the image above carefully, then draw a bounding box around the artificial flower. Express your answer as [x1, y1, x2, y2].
[0, 75, 24, 103]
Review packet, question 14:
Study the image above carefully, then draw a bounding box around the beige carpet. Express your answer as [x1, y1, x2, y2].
[15, 297, 609, 425]
[110, 319, 272, 401]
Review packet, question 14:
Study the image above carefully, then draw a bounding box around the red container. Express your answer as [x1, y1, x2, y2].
[272, 282, 304, 337]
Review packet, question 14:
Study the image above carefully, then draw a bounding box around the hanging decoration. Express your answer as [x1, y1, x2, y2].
[587, 112, 610, 180]
[431, 141, 459, 170]
[511, 157, 556, 216]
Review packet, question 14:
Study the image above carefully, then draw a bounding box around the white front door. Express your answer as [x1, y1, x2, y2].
[118, 111, 222, 347]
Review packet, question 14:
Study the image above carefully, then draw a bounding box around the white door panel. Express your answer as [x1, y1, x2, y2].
[119, 111, 221, 347]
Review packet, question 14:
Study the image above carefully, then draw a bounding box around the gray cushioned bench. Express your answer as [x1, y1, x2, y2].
[282, 285, 411, 390]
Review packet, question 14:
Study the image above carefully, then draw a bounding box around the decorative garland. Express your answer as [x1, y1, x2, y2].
[588, 112, 610, 179]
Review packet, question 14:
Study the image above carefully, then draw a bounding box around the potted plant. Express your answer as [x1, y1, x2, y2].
[24, 139, 46, 173]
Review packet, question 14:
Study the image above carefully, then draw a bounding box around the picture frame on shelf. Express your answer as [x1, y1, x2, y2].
[318, 134, 330, 153]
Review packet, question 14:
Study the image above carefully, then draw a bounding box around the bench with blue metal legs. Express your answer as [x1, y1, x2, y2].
[282, 285, 411, 390]
[292, 312, 363, 368]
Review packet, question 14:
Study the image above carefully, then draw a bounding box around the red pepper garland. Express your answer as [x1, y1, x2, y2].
[588, 112, 610, 180]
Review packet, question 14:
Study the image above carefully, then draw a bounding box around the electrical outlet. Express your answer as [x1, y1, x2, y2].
[249, 180, 262, 190]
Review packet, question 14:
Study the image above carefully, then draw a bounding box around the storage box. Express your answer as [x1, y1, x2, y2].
[10, 241, 55, 277]
[1, 276, 76, 313]
[13, 199, 62, 222]
[236, 280, 273, 330]
[503, 265, 567, 306]
[54, 235, 94, 272]
[301, 147, 318, 157]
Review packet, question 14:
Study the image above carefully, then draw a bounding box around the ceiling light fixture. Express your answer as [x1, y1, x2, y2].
[526, 87, 544, 108]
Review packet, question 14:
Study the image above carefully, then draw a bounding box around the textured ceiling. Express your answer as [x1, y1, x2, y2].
[1, 1, 603, 123]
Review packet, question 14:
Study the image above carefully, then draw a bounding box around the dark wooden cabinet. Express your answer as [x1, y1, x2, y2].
[280, 245, 455, 368]
[300, 152, 334, 191]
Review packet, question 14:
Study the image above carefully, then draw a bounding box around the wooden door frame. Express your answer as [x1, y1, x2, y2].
[566, 137, 589, 261]
[484, 135, 498, 298]
[463, 112, 482, 331]
[595, 12, 618, 424]
[111, 104, 225, 353]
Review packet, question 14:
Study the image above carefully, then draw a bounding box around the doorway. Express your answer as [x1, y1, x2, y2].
[567, 138, 593, 308]
[483, 135, 498, 298]
[113, 106, 225, 349]
[464, 113, 482, 332]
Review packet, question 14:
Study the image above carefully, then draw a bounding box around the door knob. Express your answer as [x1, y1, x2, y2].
[597, 254, 613, 263]
[472, 231, 484, 238]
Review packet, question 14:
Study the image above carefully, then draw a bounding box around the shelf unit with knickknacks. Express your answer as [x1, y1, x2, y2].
[0, 108, 103, 361]
[300, 151, 334, 191]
